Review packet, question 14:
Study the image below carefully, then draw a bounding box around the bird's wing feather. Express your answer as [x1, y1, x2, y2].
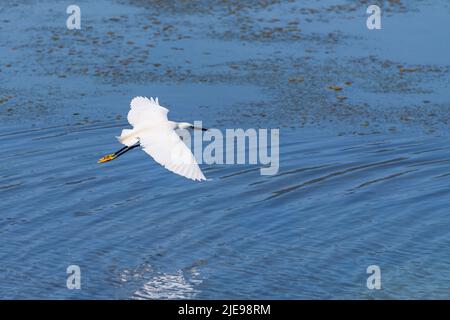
[128, 96, 169, 127]
[138, 127, 206, 181]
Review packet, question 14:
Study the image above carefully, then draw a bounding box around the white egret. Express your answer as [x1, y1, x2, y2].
[98, 96, 207, 181]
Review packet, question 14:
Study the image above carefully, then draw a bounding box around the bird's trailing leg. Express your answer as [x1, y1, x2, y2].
[98, 142, 141, 164]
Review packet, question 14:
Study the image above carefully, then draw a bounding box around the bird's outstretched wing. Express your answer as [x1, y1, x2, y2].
[139, 127, 207, 181]
[119, 96, 169, 146]
[123, 96, 206, 181]
[127, 96, 169, 127]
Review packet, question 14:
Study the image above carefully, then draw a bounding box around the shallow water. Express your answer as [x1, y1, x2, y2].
[1, 0, 450, 299]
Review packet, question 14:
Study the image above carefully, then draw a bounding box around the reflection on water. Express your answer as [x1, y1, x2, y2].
[132, 269, 202, 300]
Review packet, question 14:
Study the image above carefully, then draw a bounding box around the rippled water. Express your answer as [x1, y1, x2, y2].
[1, 122, 449, 299]
[1, 0, 450, 299]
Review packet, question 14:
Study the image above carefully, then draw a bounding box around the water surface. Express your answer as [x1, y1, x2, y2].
[0, 0, 449, 299]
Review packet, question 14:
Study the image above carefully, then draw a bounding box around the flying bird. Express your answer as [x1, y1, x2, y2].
[98, 96, 207, 181]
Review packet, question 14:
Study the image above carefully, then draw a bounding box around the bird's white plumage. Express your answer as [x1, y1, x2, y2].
[118, 96, 206, 181]
[128, 96, 168, 126]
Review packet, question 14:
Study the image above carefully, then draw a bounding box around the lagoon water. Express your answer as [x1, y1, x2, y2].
[0, 0, 449, 299]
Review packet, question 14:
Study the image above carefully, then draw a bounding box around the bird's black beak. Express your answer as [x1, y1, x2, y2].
[190, 126, 208, 131]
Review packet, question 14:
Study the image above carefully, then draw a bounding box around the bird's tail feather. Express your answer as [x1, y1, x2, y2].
[117, 129, 139, 147]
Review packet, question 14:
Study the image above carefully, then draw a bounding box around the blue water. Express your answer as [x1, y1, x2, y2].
[1, 0, 449, 299]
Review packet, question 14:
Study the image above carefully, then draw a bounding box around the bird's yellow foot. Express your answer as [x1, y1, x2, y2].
[97, 153, 116, 164]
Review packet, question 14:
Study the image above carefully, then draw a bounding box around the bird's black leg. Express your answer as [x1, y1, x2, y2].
[114, 142, 141, 159]
[112, 145, 129, 155]
[98, 142, 141, 163]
